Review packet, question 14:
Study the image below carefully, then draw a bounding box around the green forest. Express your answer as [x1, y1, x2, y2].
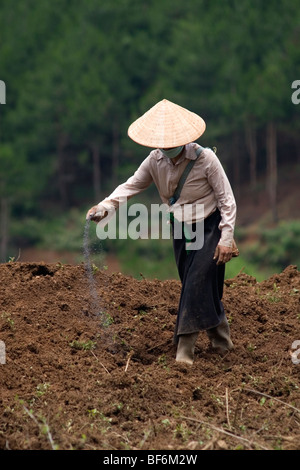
[0, 0, 300, 280]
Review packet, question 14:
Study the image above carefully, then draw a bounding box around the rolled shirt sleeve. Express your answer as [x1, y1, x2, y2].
[206, 150, 236, 247]
[99, 156, 153, 211]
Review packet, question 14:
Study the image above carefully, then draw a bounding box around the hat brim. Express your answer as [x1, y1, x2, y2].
[128, 99, 206, 148]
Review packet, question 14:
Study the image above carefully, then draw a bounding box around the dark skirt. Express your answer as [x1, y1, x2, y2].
[172, 209, 226, 343]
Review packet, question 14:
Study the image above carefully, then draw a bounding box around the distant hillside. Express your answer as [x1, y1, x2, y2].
[236, 162, 300, 229]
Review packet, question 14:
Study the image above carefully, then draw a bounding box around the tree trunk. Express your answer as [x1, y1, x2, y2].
[112, 120, 120, 187]
[57, 133, 69, 208]
[245, 122, 257, 190]
[266, 122, 278, 223]
[0, 196, 9, 262]
[91, 142, 101, 202]
[297, 139, 300, 165]
[232, 132, 240, 201]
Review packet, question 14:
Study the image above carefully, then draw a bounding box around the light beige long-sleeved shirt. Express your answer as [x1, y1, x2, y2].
[100, 143, 236, 247]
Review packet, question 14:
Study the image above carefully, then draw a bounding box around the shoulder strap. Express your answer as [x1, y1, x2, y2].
[169, 146, 204, 206]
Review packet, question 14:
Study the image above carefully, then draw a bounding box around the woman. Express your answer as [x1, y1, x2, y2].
[86, 99, 237, 365]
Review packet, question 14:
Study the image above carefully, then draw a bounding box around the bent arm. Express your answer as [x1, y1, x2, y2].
[206, 152, 237, 248]
[100, 157, 153, 211]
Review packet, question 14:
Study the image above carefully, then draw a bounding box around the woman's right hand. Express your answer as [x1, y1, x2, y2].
[86, 204, 108, 223]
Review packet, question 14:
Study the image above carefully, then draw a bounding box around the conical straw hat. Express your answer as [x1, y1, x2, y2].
[128, 99, 206, 148]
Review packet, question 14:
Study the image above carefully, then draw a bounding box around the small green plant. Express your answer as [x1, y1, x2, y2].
[1, 312, 14, 329]
[36, 382, 50, 397]
[92, 263, 99, 274]
[21, 402, 58, 450]
[87, 408, 100, 418]
[211, 394, 224, 407]
[266, 283, 281, 303]
[173, 422, 191, 441]
[113, 402, 123, 412]
[158, 354, 167, 367]
[101, 312, 114, 327]
[161, 418, 171, 426]
[69, 340, 96, 351]
[87, 408, 112, 434]
[137, 309, 148, 316]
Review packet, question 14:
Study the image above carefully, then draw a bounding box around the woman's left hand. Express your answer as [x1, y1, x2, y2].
[213, 245, 232, 265]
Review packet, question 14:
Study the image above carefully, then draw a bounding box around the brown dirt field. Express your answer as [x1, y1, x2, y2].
[0, 261, 299, 451]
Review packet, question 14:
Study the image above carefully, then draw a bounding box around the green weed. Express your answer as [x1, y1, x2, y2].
[69, 340, 96, 351]
[266, 283, 281, 303]
[101, 313, 114, 327]
[1, 312, 14, 330]
[36, 382, 50, 397]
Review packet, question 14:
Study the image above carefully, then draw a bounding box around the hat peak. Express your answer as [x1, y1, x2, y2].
[128, 99, 206, 148]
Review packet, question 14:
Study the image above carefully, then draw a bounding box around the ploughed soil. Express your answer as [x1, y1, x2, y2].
[0, 261, 299, 451]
